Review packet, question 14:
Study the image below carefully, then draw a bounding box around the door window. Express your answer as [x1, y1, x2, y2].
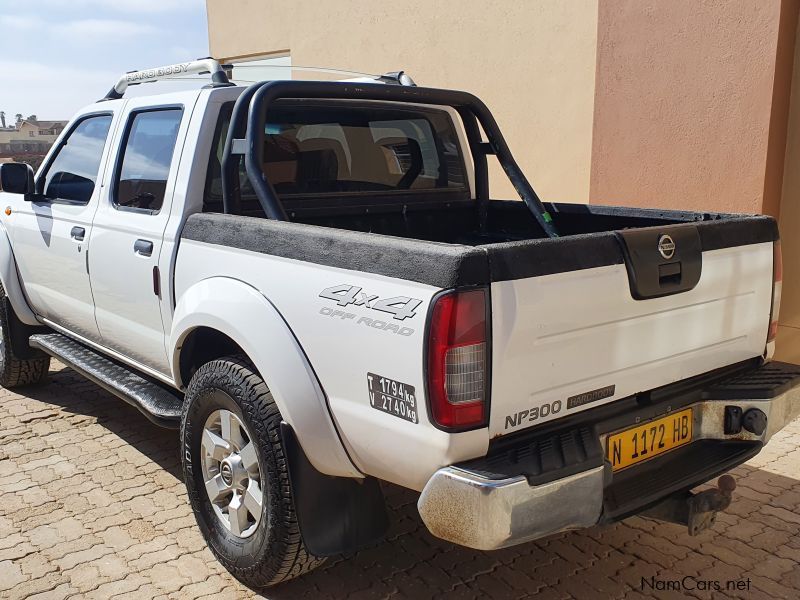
[114, 108, 183, 213]
[41, 114, 113, 203]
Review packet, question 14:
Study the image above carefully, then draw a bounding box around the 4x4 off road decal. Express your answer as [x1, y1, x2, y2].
[319, 285, 422, 320]
[318, 285, 423, 336]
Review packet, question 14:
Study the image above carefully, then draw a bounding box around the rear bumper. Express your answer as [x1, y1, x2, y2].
[417, 361, 800, 550]
[418, 463, 605, 550]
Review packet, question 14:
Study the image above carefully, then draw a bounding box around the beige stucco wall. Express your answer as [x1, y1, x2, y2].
[206, 0, 599, 202]
[589, 0, 784, 214]
[775, 10, 800, 363]
[208, 1, 800, 364]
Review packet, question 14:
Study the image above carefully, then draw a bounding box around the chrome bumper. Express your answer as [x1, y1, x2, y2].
[417, 379, 800, 551]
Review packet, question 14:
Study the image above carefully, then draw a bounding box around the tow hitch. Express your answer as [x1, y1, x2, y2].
[640, 475, 736, 535]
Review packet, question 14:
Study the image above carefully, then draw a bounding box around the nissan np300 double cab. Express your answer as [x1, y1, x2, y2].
[0, 59, 798, 589]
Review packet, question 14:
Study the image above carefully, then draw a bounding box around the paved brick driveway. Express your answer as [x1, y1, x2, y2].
[1, 361, 799, 599]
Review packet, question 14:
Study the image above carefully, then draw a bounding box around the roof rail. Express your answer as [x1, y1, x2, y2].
[377, 71, 416, 86]
[99, 58, 232, 102]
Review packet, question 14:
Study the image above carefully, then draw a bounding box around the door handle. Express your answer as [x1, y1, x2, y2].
[134, 239, 154, 257]
[70, 226, 85, 241]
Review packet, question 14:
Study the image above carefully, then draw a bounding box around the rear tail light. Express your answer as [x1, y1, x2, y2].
[768, 241, 782, 344]
[426, 289, 489, 430]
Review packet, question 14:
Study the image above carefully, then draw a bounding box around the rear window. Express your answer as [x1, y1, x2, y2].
[263, 105, 466, 194]
[204, 102, 467, 211]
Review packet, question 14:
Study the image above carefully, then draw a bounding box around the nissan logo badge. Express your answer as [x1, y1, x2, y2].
[658, 234, 676, 260]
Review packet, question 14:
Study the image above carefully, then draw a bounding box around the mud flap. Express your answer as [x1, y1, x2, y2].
[280, 422, 388, 556]
[4, 296, 48, 360]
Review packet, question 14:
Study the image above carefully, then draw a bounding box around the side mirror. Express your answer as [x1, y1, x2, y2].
[0, 163, 35, 197]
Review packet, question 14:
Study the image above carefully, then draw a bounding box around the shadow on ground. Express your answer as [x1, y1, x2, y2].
[20, 363, 183, 481]
[18, 363, 800, 599]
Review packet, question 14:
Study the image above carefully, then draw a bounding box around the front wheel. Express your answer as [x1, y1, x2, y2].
[181, 355, 324, 588]
[0, 285, 49, 388]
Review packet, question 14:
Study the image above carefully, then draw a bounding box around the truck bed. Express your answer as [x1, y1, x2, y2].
[291, 199, 714, 246]
[219, 187, 774, 244]
[193, 199, 776, 287]
[184, 200, 776, 444]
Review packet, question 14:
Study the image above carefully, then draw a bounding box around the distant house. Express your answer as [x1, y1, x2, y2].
[0, 118, 68, 169]
[33, 121, 67, 137]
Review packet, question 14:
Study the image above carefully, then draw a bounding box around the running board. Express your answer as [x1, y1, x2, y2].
[29, 333, 183, 428]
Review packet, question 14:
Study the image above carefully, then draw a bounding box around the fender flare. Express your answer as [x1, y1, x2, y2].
[0, 222, 39, 326]
[170, 276, 362, 479]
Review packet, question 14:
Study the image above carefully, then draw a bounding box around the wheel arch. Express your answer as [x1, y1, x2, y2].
[0, 221, 39, 326]
[177, 326, 245, 386]
[170, 276, 362, 479]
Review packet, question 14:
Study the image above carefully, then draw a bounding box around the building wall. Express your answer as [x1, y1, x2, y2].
[775, 9, 800, 363]
[206, 0, 599, 202]
[0, 126, 61, 145]
[17, 122, 38, 138]
[589, 0, 785, 214]
[208, 1, 800, 362]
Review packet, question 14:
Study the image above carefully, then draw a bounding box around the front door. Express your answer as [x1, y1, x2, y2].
[89, 103, 187, 375]
[11, 112, 115, 341]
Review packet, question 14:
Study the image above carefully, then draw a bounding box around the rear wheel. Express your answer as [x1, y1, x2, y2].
[0, 284, 49, 388]
[181, 355, 324, 588]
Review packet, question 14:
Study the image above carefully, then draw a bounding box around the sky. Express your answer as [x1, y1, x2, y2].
[0, 0, 210, 122]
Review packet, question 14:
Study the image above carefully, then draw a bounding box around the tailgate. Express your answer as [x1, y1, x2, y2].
[488, 222, 776, 438]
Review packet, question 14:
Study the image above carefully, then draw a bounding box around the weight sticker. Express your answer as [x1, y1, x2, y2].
[367, 373, 418, 424]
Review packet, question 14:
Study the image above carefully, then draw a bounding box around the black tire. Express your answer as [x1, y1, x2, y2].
[0, 284, 49, 388]
[181, 355, 324, 588]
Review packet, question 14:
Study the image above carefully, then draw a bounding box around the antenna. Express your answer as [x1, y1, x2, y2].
[99, 58, 232, 101]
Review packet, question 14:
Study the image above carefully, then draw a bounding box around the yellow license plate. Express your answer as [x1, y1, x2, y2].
[607, 408, 693, 472]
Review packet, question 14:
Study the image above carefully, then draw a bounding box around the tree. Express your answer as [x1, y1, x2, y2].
[0, 112, 5, 128]
[15, 114, 23, 125]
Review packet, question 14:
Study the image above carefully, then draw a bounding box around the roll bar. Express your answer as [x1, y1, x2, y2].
[221, 81, 267, 215]
[100, 58, 231, 101]
[221, 80, 559, 237]
[220, 72, 416, 215]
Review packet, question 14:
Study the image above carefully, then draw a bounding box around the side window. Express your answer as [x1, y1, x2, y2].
[42, 114, 113, 203]
[202, 102, 233, 211]
[202, 102, 255, 213]
[114, 108, 183, 212]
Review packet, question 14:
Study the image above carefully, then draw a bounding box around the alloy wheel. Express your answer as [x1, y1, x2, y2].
[200, 408, 264, 538]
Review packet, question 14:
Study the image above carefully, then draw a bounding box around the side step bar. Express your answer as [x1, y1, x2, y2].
[29, 333, 183, 428]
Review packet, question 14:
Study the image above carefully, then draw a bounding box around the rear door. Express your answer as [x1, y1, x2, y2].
[89, 98, 192, 374]
[11, 111, 117, 341]
[489, 225, 774, 437]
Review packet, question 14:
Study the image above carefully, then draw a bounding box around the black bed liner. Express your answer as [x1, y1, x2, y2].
[181, 202, 777, 288]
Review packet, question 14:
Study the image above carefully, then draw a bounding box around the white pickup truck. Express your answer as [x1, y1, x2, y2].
[1, 59, 798, 589]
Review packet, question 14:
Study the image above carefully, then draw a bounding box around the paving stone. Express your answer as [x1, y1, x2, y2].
[25, 581, 79, 600]
[0, 559, 26, 592]
[0, 363, 799, 599]
[63, 563, 102, 593]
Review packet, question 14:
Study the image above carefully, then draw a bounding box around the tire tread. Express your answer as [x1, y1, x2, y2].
[0, 284, 49, 388]
[181, 354, 324, 588]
